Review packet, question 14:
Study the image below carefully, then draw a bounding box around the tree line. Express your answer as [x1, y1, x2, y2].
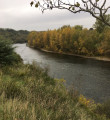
[28, 25, 110, 56]
[0, 28, 29, 43]
[0, 28, 28, 65]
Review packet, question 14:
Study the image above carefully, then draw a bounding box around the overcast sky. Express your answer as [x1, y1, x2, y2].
[0, 0, 96, 31]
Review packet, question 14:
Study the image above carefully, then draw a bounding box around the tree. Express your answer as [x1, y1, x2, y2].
[30, 0, 110, 27]
[0, 37, 22, 65]
[0, 28, 29, 43]
[74, 25, 83, 30]
[93, 14, 110, 33]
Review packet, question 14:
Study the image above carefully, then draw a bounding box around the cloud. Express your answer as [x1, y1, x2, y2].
[0, 0, 96, 31]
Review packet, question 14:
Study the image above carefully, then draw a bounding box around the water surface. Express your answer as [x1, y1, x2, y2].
[14, 44, 110, 102]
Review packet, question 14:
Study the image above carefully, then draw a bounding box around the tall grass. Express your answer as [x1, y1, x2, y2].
[0, 63, 109, 120]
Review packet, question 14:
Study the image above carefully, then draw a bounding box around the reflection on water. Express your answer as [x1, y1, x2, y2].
[14, 44, 110, 102]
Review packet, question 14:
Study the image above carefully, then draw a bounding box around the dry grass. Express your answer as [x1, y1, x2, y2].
[0, 63, 109, 120]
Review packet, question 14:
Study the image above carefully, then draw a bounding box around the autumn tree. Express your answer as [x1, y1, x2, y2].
[27, 25, 110, 56]
[30, 0, 110, 26]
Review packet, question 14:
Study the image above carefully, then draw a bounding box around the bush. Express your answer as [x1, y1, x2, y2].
[0, 36, 22, 66]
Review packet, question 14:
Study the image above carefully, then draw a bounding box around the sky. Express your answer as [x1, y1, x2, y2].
[0, 0, 97, 31]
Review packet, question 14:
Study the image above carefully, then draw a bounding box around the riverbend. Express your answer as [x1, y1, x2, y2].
[14, 43, 110, 103]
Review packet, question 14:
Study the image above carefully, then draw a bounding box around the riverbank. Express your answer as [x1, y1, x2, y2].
[1, 40, 110, 119]
[0, 63, 110, 120]
[30, 45, 110, 62]
[15, 43, 110, 103]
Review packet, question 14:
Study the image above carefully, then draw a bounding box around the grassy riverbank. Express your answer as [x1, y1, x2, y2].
[0, 63, 110, 120]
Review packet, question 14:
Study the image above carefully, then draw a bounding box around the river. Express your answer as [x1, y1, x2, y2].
[14, 43, 110, 103]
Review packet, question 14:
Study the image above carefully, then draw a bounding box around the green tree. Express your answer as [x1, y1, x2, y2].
[93, 15, 110, 33]
[0, 28, 29, 43]
[0, 36, 22, 65]
[74, 25, 83, 31]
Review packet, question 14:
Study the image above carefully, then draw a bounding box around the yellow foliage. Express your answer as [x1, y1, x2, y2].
[79, 95, 94, 107]
[27, 25, 110, 56]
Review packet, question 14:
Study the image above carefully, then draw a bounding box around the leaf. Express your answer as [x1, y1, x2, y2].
[50, 1, 52, 5]
[30, 1, 34, 7]
[72, 7, 75, 10]
[69, 6, 72, 9]
[75, 2, 80, 7]
[35, 3, 39, 8]
[96, 0, 99, 2]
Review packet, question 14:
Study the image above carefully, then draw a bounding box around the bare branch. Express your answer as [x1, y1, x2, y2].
[31, 0, 110, 26]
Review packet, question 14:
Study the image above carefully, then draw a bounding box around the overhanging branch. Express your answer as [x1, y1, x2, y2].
[30, 0, 110, 26]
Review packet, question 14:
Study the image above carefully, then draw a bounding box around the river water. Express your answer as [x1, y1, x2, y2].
[14, 43, 110, 102]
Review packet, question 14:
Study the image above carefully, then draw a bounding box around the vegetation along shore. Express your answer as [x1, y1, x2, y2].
[28, 25, 110, 61]
[0, 0, 110, 119]
[0, 28, 110, 120]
